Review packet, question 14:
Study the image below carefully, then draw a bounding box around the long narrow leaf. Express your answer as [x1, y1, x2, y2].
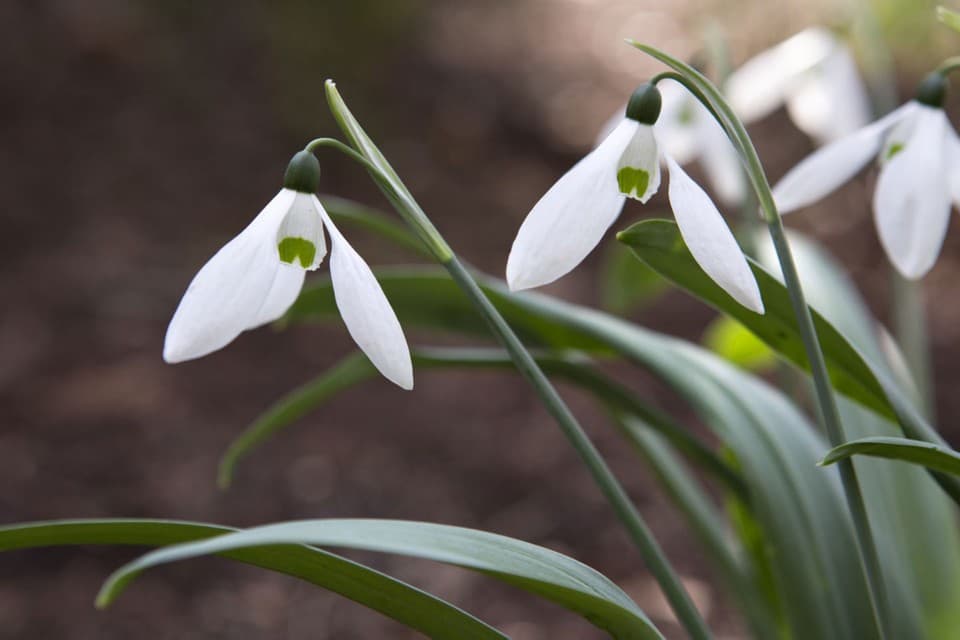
[822, 437, 960, 475]
[0, 519, 505, 640]
[97, 519, 664, 640]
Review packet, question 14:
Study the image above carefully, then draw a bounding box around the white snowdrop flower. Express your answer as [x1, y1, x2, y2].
[773, 73, 957, 280]
[507, 84, 763, 314]
[725, 27, 872, 144]
[163, 151, 414, 389]
[596, 82, 745, 205]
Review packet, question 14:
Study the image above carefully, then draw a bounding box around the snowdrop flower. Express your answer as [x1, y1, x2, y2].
[164, 151, 414, 389]
[726, 27, 872, 144]
[598, 81, 746, 205]
[773, 73, 956, 280]
[507, 83, 764, 313]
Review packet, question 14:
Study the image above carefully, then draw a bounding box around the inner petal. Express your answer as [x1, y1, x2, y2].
[276, 191, 326, 270]
[616, 125, 661, 203]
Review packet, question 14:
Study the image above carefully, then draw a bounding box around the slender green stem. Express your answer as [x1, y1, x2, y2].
[322, 80, 713, 640]
[443, 257, 713, 640]
[937, 55, 960, 75]
[632, 43, 889, 640]
[891, 272, 934, 419]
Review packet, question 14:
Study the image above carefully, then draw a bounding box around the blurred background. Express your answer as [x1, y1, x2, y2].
[1, 0, 957, 638]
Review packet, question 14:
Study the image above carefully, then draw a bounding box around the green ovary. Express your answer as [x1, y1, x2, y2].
[278, 237, 317, 268]
[617, 167, 650, 198]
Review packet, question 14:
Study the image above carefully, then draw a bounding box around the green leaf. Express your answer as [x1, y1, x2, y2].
[701, 316, 776, 372]
[0, 519, 505, 640]
[617, 219, 960, 503]
[601, 241, 669, 315]
[220, 346, 744, 500]
[822, 437, 960, 475]
[938, 6, 960, 33]
[218, 352, 377, 488]
[285, 266, 905, 638]
[97, 519, 664, 640]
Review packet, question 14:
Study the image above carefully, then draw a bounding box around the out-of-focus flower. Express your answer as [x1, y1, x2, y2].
[725, 27, 872, 144]
[164, 151, 414, 389]
[773, 74, 957, 279]
[508, 84, 763, 313]
[597, 81, 745, 206]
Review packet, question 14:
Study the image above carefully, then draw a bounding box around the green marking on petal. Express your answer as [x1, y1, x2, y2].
[617, 167, 650, 199]
[885, 142, 905, 160]
[278, 237, 317, 268]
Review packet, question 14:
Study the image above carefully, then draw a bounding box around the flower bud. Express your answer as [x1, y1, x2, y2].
[915, 72, 948, 108]
[625, 83, 662, 125]
[283, 151, 322, 193]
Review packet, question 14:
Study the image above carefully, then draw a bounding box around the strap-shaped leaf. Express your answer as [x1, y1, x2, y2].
[823, 437, 960, 476]
[96, 519, 664, 640]
[617, 219, 960, 503]
[0, 519, 505, 639]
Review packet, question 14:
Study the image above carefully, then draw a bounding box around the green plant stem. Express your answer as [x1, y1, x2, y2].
[323, 79, 712, 640]
[633, 43, 889, 640]
[891, 272, 934, 419]
[443, 257, 712, 640]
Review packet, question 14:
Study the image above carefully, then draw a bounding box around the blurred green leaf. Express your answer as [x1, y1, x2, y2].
[938, 6, 960, 33]
[97, 519, 664, 640]
[823, 436, 960, 475]
[617, 219, 960, 503]
[220, 346, 744, 499]
[321, 194, 429, 258]
[287, 265, 908, 638]
[701, 316, 776, 372]
[601, 239, 669, 315]
[0, 519, 505, 640]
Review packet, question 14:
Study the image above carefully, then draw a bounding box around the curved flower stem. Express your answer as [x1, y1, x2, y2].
[323, 80, 713, 640]
[633, 42, 890, 640]
[936, 55, 960, 75]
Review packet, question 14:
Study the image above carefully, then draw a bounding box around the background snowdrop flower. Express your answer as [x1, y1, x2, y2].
[725, 27, 872, 145]
[507, 83, 763, 313]
[163, 151, 414, 389]
[596, 82, 745, 205]
[772, 73, 957, 280]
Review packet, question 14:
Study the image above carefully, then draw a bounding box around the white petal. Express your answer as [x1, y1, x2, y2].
[164, 190, 296, 363]
[652, 81, 700, 164]
[874, 107, 952, 279]
[276, 192, 327, 270]
[785, 46, 872, 144]
[666, 156, 764, 313]
[506, 119, 635, 290]
[616, 124, 662, 202]
[947, 127, 960, 207]
[726, 27, 836, 124]
[772, 103, 915, 212]
[318, 205, 413, 390]
[694, 114, 745, 205]
[246, 264, 306, 330]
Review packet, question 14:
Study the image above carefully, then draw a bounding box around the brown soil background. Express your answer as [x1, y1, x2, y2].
[2, 1, 958, 638]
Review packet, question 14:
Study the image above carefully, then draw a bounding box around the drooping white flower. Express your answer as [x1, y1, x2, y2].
[597, 81, 746, 206]
[164, 151, 414, 389]
[772, 74, 957, 280]
[725, 27, 872, 144]
[507, 84, 764, 314]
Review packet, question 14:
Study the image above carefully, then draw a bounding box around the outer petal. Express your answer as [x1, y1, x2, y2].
[164, 190, 295, 363]
[785, 46, 872, 144]
[772, 103, 915, 212]
[666, 156, 764, 313]
[318, 205, 414, 390]
[726, 27, 836, 124]
[246, 265, 306, 330]
[506, 119, 635, 290]
[874, 107, 952, 279]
